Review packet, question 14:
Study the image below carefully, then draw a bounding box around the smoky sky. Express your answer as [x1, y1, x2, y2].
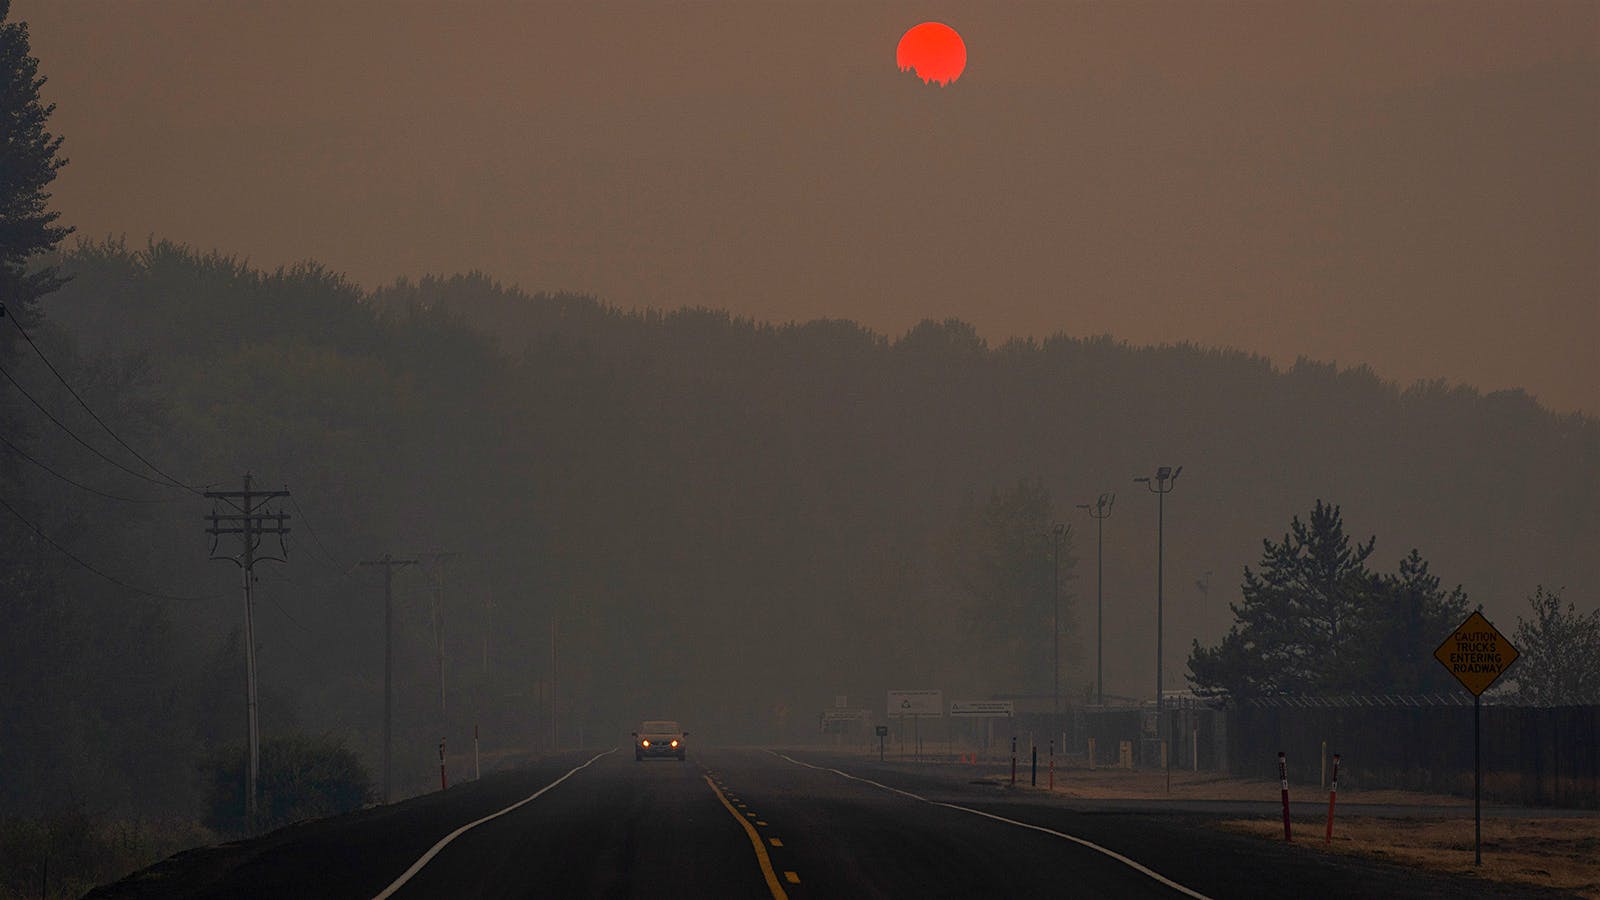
[18, 0, 1599, 414]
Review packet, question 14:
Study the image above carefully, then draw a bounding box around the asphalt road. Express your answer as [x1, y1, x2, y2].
[89, 747, 1573, 899]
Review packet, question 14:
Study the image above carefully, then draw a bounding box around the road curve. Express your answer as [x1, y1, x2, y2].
[87, 747, 1570, 899]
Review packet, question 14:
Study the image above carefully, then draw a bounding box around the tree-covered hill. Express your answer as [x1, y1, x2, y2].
[5, 238, 1595, 817]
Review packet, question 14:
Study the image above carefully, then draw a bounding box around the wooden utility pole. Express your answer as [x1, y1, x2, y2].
[205, 474, 290, 820]
[360, 554, 417, 804]
[410, 552, 458, 717]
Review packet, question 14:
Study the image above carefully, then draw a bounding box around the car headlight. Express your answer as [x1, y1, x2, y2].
[641, 740, 650, 747]
[670, 739, 679, 748]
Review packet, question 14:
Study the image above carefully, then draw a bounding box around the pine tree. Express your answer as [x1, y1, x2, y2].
[1189, 500, 1376, 699]
[1364, 548, 1470, 694]
[0, 0, 72, 319]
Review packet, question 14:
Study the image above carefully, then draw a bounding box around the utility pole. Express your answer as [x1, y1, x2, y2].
[482, 583, 493, 678]
[410, 552, 458, 717]
[360, 554, 417, 804]
[551, 615, 558, 753]
[205, 474, 291, 821]
[1077, 492, 1115, 707]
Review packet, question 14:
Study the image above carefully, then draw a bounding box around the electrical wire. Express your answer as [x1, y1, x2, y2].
[0, 490, 216, 603]
[0, 432, 171, 503]
[4, 314, 203, 495]
[286, 492, 357, 577]
[0, 360, 190, 493]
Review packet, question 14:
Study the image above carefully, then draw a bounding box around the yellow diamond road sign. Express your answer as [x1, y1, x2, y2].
[1434, 611, 1520, 696]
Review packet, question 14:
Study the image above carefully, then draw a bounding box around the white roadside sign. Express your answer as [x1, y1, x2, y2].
[822, 708, 870, 721]
[887, 689, 943, 717]
[950, 700, 1014, 718]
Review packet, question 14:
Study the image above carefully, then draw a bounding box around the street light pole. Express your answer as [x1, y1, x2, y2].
[1135, 466, 1181, 778]
[1052, 523, 1065, 717]
[1077, 492, 1114, 707]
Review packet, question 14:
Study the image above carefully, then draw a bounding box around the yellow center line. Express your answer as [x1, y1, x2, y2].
[769, 838, 783, 847]
[704, 776, 788, 900]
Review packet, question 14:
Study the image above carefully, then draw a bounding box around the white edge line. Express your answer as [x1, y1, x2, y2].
[773, 752, 1210, 900]
[372, 749, 615, 899]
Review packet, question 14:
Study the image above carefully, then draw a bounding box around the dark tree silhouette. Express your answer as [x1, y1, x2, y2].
[1189, 501, 1378, 699]
[0, 0, 71, 317]
[1364, 548, 1470, 694]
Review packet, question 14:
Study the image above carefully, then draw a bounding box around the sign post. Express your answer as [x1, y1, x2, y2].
[1433, 611, 1520, 867]
[887, 691, 942, 763]
[876, 724, 888, 761]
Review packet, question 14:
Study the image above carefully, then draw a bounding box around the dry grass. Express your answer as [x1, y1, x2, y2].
[948, 759, 1472, 806]
[917, 757, 1596, 896]
[1220, 816, 1600, 898]
[0, 815, 215, 900]
[1043, 765, 1471, 805]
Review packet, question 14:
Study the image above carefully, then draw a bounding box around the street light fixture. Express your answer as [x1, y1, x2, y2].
[1076, 492, 1115, 707]
[1135, 465, 1181, 778]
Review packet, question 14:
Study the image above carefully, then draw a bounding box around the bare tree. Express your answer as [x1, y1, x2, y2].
[1510, 586, 1600, 706]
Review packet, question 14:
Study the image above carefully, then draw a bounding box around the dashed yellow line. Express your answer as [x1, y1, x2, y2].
[704, 776, 788, 900]
[769, 837, 783, 847]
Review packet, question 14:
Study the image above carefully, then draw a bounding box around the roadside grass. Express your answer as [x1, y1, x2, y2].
[0, 814, 214, 900]
[1220, 816, 1600, 898]
[838, 748, 1597, 896]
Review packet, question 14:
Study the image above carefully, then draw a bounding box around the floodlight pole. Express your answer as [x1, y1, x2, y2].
[1077, 493, 1114, 707]
[1052, 523, 1065, 717]
[1135, 466, 1180, 783]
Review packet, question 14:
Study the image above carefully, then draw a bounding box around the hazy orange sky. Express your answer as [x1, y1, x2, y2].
[17, 1, 1599, 414]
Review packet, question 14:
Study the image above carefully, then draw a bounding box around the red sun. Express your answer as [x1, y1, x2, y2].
[896, 22, 967, 86]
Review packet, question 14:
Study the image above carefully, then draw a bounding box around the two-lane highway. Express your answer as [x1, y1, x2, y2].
[90, 747, 1565, 899]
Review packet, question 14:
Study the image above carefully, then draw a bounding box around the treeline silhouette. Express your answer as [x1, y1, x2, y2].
[2, 238, 1593, 818]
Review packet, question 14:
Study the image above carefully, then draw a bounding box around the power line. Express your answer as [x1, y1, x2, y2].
[0, 490, 215, 603]
[4, 314, 202, 494]
[0, 431, 170, 503]
[0, 360, 188, 493]
[287, 492, 355, 577]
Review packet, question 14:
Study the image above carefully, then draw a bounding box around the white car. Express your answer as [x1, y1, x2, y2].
[633, 720, 687, 761]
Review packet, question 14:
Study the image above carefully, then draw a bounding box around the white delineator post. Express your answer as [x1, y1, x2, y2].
[1279, 751, 1292, 842]
[1325, 753, 1341, 844]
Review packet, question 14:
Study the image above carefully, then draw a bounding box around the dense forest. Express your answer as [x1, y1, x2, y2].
[2, 238, 1593, 819]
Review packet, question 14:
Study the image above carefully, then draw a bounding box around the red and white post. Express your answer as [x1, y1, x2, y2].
[1279, 750, 1292, 842]
[439, 737, 448, 791]
[1325, 753, 1341, 844]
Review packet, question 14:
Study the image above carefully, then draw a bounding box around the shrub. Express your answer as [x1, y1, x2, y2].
[202, 734, 372, 834]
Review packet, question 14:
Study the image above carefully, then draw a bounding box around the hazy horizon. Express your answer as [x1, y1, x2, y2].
[17, 0, 1598, 415]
